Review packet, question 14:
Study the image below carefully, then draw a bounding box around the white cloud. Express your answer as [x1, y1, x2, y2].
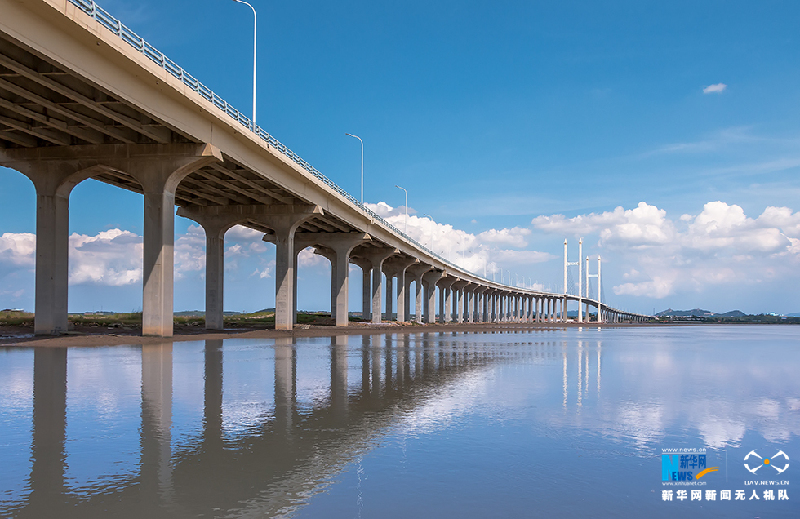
[613, 278, 674, 299]
[226, 224, 264, 241]
[0, 233, 36, 266]
[533, 201, 800, 299]
[251, 267, 270, 279]
[366, 202, 552, 276]
[298, 247, 328, 268]
[174, 225, 205, 279]
[703, 83, 727, 94]
[532, 202, 674, 248]
[477, 227, 531, 247]
[69, 229, 143, 286]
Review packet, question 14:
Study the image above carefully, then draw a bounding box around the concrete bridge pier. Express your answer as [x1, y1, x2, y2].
[406, 264, 432, 323]
[422, 270, 444, 323]
[451, 280, 469, 323]
[176, 209, 245, 330]
[350, 257, 372, 321]
[383, 257, 417, 322]
[305, 233, 370, 327]
[8, 159, 94, 335]
[478, 288, 488, 323]
[2, 144, 222, 337]
[360, 248, 397, 324]
[444, 278, 458, 323]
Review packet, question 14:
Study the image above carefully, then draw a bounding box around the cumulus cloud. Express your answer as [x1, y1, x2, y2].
[298, 247, 328, 268]
[69, 229, 144, 286]
[363, 202, 554, 279]
[174, 224, 205, 279]
[703, 83, 727, 94]
[532, 202, 674, 248]
[533, 201, 800, 299]
[0, 233, 36, 266]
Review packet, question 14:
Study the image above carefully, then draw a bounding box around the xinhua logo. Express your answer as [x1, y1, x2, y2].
[662, 454, 719, 482]
[744, 450, 790, 474]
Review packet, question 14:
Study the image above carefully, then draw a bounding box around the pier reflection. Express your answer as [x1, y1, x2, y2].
[12, 332, 552, 518]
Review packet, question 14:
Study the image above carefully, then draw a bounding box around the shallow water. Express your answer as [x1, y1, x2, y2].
[0, 325, 798, 518]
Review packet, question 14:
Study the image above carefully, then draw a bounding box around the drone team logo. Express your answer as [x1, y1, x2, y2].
[744, 450, 790, 474]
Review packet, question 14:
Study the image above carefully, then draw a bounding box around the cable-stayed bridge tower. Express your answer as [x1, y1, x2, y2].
[564, 239, 583, 322]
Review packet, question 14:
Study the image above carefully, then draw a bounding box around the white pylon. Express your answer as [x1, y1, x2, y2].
[564, 238, 583, 322]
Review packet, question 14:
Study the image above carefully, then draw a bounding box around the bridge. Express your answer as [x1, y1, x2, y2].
[0, 0, 652, 337]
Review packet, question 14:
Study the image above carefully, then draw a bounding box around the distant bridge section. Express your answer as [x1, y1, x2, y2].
[0, 0, 652, 336]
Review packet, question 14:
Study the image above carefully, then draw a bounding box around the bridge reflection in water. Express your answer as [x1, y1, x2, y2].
[6, 332, 572, 518]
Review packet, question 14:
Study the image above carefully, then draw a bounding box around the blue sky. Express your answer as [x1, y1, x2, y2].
[2, 0, 800, 315]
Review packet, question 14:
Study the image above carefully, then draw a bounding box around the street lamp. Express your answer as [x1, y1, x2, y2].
[231, 0, 257, 129]
[345, 133, 363, 204]
[422, 214, 434, 248]
[394, 184, 408, 234]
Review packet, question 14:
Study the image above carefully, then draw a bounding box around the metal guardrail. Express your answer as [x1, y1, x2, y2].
[65, 0, 652, 318]
[66, 0, 484, 277]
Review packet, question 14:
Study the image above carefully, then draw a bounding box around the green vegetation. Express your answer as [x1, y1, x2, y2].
[1, 310, 368, 330]
[0, 310, 34, 327]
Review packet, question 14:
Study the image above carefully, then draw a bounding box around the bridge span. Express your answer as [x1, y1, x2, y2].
[0, 0, 652, 336]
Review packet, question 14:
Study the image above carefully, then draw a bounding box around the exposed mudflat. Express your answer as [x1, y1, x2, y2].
[0, 320, 653, 347]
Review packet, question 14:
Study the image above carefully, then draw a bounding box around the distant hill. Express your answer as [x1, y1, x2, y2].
[656, 308, 713, 317]
[657, 309, 750, 318]
[715, 310, 747, 318]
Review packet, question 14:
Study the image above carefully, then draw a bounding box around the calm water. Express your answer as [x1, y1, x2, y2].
[0, 326, 798, 518]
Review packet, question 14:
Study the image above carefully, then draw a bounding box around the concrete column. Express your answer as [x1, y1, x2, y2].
[268, 213, 320, 331]
[10, 163, 94, 335]
[422, 270, 444, 323]
[30, 180, 72, 335]
[361, 248, 397, 324]
[438, 277, 456, 323]
[385, 274, 394, 321]
[439, 287, 446, 323]
[202, 224, 227, 330]
[406, 264, 432, 323]
[349, 256, 371, 321]
[383, 258, 417, 323]
[450, 281, 468, 323]
[124, 145, 223, 336]
[361, 263, 371, 319]
[176, 209, 246, 331]
[403, 275, 412, 322]
[296, 234, 370, 327]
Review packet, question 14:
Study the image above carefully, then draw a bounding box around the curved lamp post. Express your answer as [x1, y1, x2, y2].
[345, 133, 363, 204]
[231, 0, 257, 128]
[394, 184, 408, 233]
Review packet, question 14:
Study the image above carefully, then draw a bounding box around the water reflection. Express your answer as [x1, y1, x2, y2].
[1, 327, 798, 518]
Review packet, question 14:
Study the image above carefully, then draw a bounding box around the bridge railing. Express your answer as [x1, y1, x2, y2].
[68, 0, 512, 285]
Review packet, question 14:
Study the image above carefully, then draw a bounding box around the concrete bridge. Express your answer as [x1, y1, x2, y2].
[0, 0, 652, 337]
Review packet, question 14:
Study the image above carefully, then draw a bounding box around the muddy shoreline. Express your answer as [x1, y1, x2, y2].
[0, 321, 658, 348]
